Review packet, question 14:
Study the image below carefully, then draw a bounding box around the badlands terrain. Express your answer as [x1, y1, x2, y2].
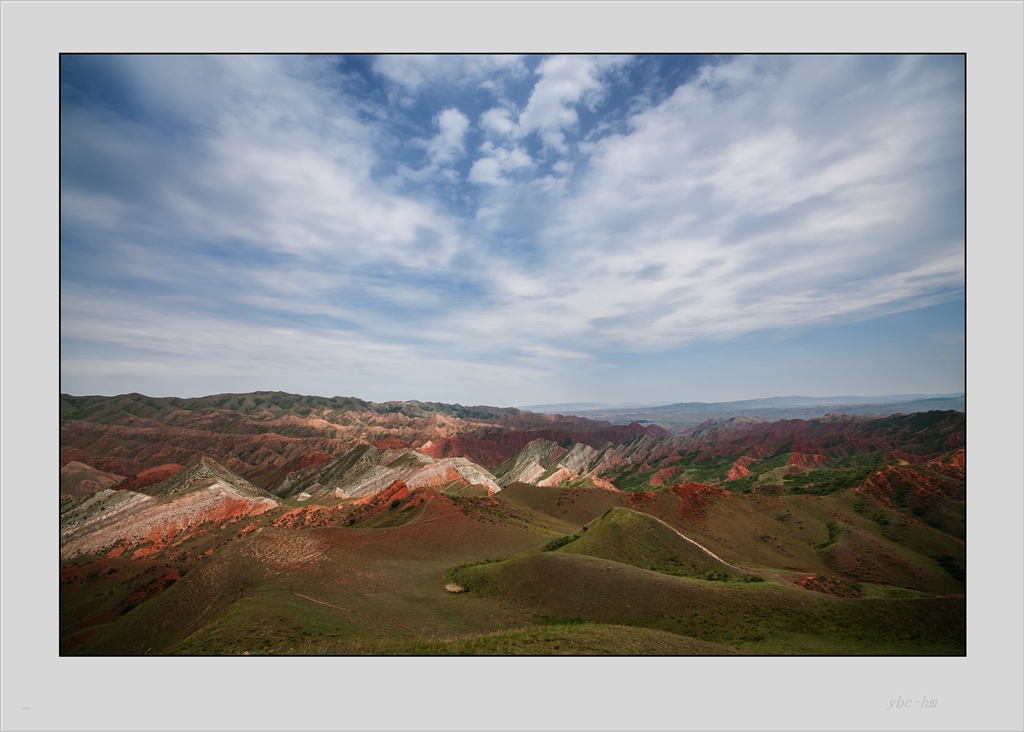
[60, 391, 966, 655]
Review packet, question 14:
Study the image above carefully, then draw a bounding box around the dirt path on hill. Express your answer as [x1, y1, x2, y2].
[292, 592, 429, 633]
[643, 513, 752, 573]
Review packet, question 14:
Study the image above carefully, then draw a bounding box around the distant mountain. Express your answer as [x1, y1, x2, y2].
[60, 392, 667, 493]
[552, 394, 965, 427]
[60, 391, 523, 423]
[519, 401, 670, 412]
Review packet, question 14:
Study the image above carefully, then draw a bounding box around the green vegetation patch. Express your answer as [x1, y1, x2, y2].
[784, 467, 876, 496]
[542, 533, 580, 552]
[169, 588, 369, 655]
[724, 475, 759, 493]
[934, 554, 966, 583]
[532, 614, 585, 626]
[357, 502, 425, 529]
[441, 482, 491, 498]
[279, 622, 740, 656]
[604, 464, 659, 492]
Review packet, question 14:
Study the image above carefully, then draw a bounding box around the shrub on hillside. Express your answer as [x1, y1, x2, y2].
[542, 534, 579, 552]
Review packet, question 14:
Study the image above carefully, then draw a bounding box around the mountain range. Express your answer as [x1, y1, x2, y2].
[60, 391, 966, 656]
[521, 393, 966, 427]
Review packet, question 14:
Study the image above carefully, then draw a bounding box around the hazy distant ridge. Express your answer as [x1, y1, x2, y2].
[522, 394, 965, 427]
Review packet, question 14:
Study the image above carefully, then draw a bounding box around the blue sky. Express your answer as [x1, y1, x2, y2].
[60, 54, 965, 405]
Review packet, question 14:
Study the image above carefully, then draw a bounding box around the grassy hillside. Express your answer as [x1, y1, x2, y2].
[498, 482, 626, 525]
[555, 508, 752, 581]
[451, 551, 965, 655]
[246, 622, 740, 655]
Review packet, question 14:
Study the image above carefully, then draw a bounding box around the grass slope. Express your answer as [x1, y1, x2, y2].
[498, 482, 626, 525]
[451, 551, 965, 654]
[251, 623, 740, 655]
[66, 491, 579, 655]
[557, 508, 751, 581]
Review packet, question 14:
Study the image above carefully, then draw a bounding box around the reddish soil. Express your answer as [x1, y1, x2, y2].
[793, 574, 863, 598]
[861, 465, 963, 507]
[786, 452, 828, 468]
[346, 481, 456, 524]
[106, 541, 131, 559]
[649, 466, 679, 486]
[726, 456, 756, 480]
[60, 448, 90, 468]
[667, 482, 728, 520]
[588, 476, 620, 492]
[354, 480, 412, 507]
[926, 448, 965, 480]
[59, 559, 182, 652]
[271, 505, 336, 530]
[115, 463, 184, 493]
[260, 450, 334, 490]
[372, 438, 407, 450]
[627, 491, 658, 511]
[60, 461, 125, 498]
[61, 452, 142, 478]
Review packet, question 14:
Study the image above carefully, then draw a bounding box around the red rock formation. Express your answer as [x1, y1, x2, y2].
[626, 491, 658, 512]
[354, 480, 412, 507]
[271, 505, 335, 529]
[342, 480, 453, 524]
[260, 450, 334, 490]
[726, 456, 756, 480]
[668, 481, 728, 520]
[649, 466, 679, 486]
[372, 438, 407, 450]
[926, 448, 965, 480]
[786, 452, 828, 468]
[60, 449, 90, 468]
[588, 476, 620, 492]
[115, 463, 184, 493]
[860, 464, 964, 507]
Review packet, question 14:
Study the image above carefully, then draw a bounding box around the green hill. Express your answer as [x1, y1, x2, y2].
[450, 551, 965, 654]
[558, 507, 752, 581]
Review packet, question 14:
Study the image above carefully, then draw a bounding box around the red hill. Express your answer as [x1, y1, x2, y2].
[115, 463, 184, 493]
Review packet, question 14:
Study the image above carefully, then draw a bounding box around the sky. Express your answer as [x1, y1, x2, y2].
[60, 54, 965, 406]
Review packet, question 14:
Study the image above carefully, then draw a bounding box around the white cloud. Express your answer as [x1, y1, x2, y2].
[468, 143, 533, 186]
[519, 57, 598, 130]
[371, 55, 527, 95]
[426, 107, 470, 166]
[452, 55, 964, 352]
[62, 56, 464, 270]
[480, 107, 516, 137]
[516, 55, 629, 152]
[475, 56, 630, 154]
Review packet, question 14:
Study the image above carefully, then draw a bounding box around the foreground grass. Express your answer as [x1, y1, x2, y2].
[451, 552, 966, 655]
[245, 622, 740, 656]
